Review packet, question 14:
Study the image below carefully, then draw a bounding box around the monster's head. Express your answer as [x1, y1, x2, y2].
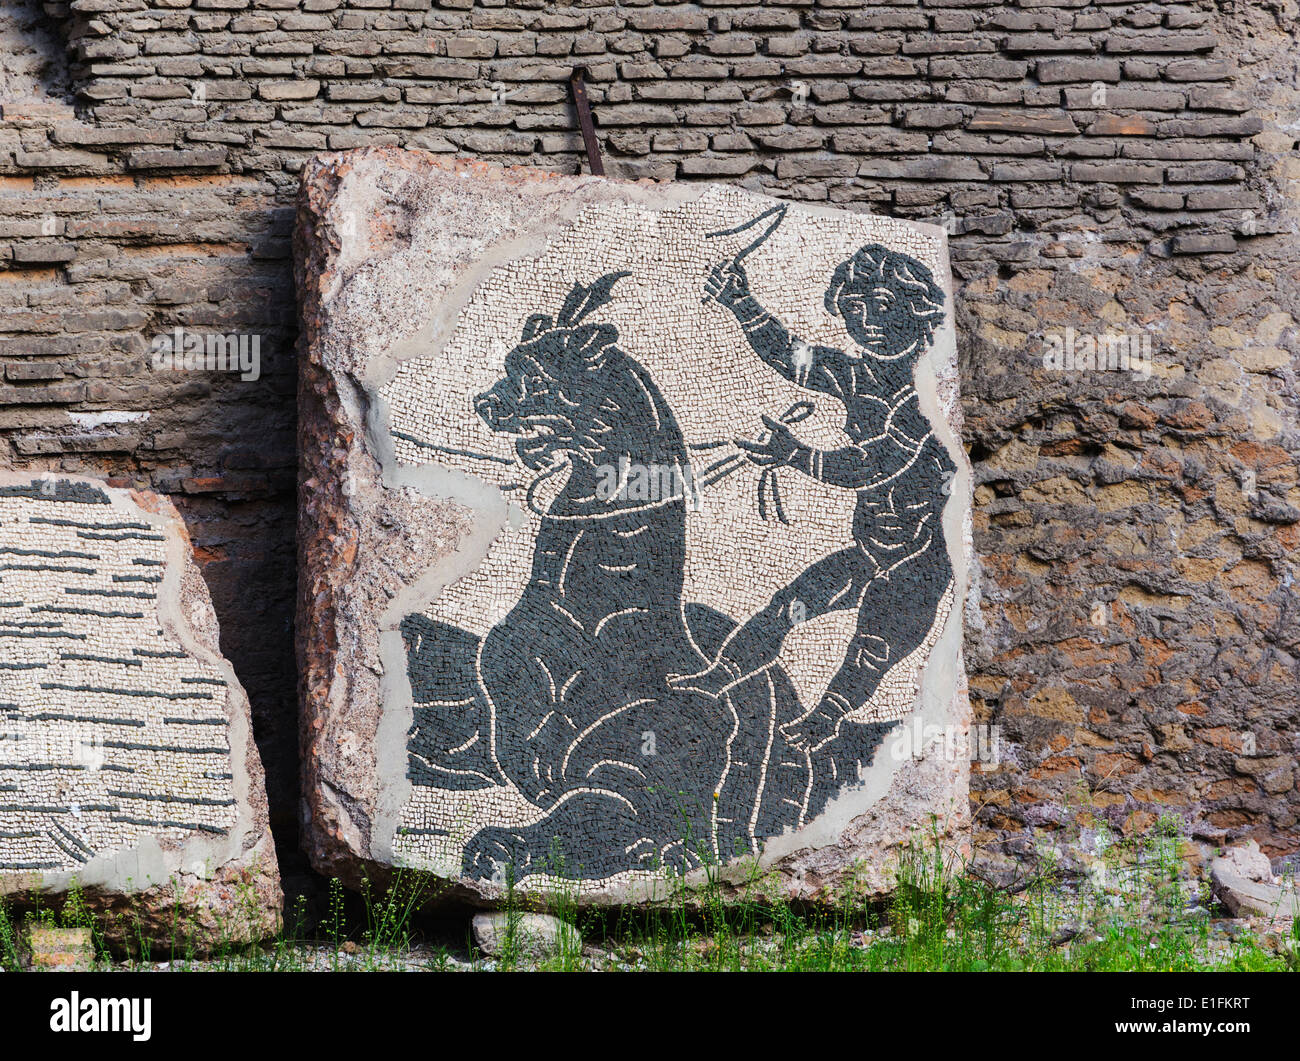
[474, 271, 632, 471]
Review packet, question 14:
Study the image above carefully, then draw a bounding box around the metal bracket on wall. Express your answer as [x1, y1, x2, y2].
[569, 66, 605, 177]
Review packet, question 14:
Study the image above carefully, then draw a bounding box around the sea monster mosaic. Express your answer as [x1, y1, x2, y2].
[380, 187, 960, 885]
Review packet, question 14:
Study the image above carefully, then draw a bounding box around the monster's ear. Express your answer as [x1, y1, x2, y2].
[568, 323, 621, 367]
[521, 313, 553, 341]
[557, 270, 631, 327]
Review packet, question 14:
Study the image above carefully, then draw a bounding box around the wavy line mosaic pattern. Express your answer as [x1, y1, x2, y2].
[0, 479, 237, 874]
[379, 186, 959, 886]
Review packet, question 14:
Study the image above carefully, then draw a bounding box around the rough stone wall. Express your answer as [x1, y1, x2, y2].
[1, 0, 1297, 878]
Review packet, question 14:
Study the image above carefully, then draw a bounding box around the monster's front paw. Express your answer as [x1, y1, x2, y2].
[657, 838, 707, 877]
[780, 709, 843, 753]
[462, 827, 530, 884]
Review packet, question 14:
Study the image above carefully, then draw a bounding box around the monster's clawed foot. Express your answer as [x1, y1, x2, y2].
[462, 827, 533, 884]
[780, 702, 846, 752]
[657, 839, 709, 877]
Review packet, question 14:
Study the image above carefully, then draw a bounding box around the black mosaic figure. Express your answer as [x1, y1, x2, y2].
[402, 272, 809, 881]
[668, 241, 956, 814]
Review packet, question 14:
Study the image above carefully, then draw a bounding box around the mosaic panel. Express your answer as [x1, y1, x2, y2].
[367, 184, 964, 888]
[0, 477, 238, 876]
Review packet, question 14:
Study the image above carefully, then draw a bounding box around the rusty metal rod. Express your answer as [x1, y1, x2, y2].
[569, 66, 605, 177]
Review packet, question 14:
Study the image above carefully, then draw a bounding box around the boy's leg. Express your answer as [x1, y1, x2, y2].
[783, 532, 952, 750]
[668, 546, 871, 699]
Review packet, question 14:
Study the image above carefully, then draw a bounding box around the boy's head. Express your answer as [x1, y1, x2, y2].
[825, 245, 945, 362]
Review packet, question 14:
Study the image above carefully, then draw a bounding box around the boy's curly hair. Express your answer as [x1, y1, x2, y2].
[824, 243, 946, 346]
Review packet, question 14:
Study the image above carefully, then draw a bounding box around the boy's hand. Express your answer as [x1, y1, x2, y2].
[735, 415, 804, 468]
[704, 259, 750, 307]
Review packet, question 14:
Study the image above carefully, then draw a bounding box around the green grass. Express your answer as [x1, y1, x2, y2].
[564, 817, 1297, 972]
[2, 819, 1296, 972]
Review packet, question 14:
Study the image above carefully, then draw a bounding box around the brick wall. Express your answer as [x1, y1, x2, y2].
[2, 0, 1297, 881]
[21, 0, 1271, 246]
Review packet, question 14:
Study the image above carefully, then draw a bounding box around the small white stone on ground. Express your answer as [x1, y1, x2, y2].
[471, 912, 580, 959]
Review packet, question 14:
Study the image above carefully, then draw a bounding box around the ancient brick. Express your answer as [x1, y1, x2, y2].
[78, 38, 140, 61]
[833, 129, 930, 154]
[850, 10, 927, 31]
[3, 360, 65, 381]
[257, 80, 322, 101]
[51, 125, 175, 147]
[1105, 31, 1217, 54]
[783, 56, 863, 77]
[1186, 87, 1252, 112]
[1070, 162, 1165, 183]
[774, 155, 858, 178]
[1129, 189, 1186, 210]
[1122, 141, 1253, 161]
[930, 57, 1029, 79]
[1184, 188, 1256, 211]
[356, 110, 429, 129]
[858, 156, 988, 180]
[901, 105, 966, 129]
[1164, 59, 1233, 81]
[902, 36, 997, 57]
[1062, 87, 1186, 110]
[623, 9, 708, 33]
[239, 59, 295, 77]
[377, 58, 479, 78]
[1171, 232, 1237, 254]
[13, 149, 115, 170]
[1002, 34, 1097, 55]
[0, 380, 86, 403]
[1160, 116, 1264, 137]
[10, 244, 78, 264]
[992, 161, 1064, 181]
[446, 35, 497, 59]
[933, 131, 1046, 156]
[126, 147, 228, 169]
[1166, 161, 1244, 182]
[968, 109, 1078, 135]
[678, 155, 757, 176]
[1085, 115, 1158, 136]
[1010, 186, 1079, 208]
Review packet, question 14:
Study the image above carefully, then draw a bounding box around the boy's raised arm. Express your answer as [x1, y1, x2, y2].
[706, 260, 852, 397]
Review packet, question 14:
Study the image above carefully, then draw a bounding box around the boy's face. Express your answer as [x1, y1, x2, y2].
[836, 280, 916, 359]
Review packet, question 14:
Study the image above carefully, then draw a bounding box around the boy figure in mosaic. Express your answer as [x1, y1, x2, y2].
[669, 242, 956, 764]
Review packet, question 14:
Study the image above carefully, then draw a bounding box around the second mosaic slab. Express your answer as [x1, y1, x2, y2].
[0, 472, 280, 943]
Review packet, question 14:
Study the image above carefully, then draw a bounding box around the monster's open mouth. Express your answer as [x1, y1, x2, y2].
[508, 431, 556, 470]
[475, 392, 574, 471]
[474, 392, 518, 433]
